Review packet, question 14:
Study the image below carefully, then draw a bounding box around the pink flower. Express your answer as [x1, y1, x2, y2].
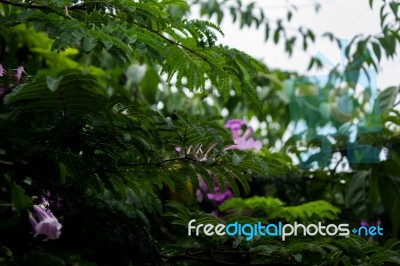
[14, 66, 26, 82]
[29, 205, 62, 240]
[210, 210, 219, 217]
[226, 125, 263, 152]
[195, 119, 262, 208]
[225, 119, 246, 131]
[41, 192, 63, 210]
[0, 64, 5, 95]
[0, 64, 5, 77]
[207, 188, 234, 203]
[196, 177, 234, 204]
[360, 220, 369, 227]
[225, 119, 245, 140]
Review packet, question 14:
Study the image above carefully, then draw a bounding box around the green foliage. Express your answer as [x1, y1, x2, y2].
[0, 0, 266, 109]
[1, 66, 290, 198]
[379, 86, 400, 113]
[219, 196, 340, 223]
[164, 200, 400, 265]
[0, 0, 400, 265]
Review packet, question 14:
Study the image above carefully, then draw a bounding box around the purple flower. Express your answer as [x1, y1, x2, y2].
[195, 119, 262, 211]
[55, 197, 63, 209]
[0, 64, 5, 77]
[234, 137, 263, 152]
[0, 64, 6, 95]
[225, 119, 245, 140]
[196, 177, 234, 204]
[13, 66, 26, 82]
[360, 220, 370, 227]
[41, 192, 62, 210]
[226, 126, 263, 152]
[225, 119, 246, 130]
[29, 205, 62, 240]
[210, 210, 219, 217]
[207, 187, 234, 204]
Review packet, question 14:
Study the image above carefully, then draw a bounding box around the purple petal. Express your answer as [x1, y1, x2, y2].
[253, 140, 262, 152]
[33, 216, 62, 240]
[29, 215, 38, 229]
[208, 189, 233, 204]
[224, 119, 245, 130]
[211, 210, 219, 217]
[33, 205, 51, 221]
[224, 190, 234, 199]
[198, 179, 208, 191]
[360, 220, 369, 227]
[16, 66, 25, 82]
[35, 219, 61, 240]
[196, 190, 204, 202]
[55, 200, 63, 209]
[231, 128, 240, 140]
[213, 193, 226, 203]
[242, 127, 254, 140]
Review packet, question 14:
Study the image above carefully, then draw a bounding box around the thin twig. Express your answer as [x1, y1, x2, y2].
[0, 159, 13, 165]
[330, 153, 345, 173]
[119, 156, 202, 167]
[0, 0, 47, 9]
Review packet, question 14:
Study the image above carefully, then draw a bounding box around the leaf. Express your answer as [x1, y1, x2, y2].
[0, 245, 12, 257]
[12, 184, 31, 213]
[46, 75, 63, 92]
[384, 238, 400, 250]
[379, 86, 399, 113]
[369, 0, 374, 9]
[82, 33, 98, 53]
[0, 215, 21, 230]
[390, 195, 400, 236]
[287, 11, 292, 22]
[378, 175, 400, 234]
[346, 170, 370, 218]
[265, 22, 270, 41]
[6, 69, 106, 115]
[308, 30, 315, 42]
[288, 242, 327, 255]
[273, 28, 280, 44]
[59, 162, 67, 184]
[140, 65, 160, 104]
[389, 2, 398, 16]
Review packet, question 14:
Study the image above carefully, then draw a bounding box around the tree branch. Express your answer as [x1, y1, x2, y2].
[0, 159, 13, 165]
[119, 156, 199, 167]
[0, 0, 48, 9]
[0, 0, 231, 77]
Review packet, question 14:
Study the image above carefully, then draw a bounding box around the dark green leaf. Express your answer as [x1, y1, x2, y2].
[379, 86, 399, 113]
[12, 185, 31, 213]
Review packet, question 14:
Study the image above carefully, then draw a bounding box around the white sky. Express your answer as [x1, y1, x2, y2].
[191, 0, 400, 89]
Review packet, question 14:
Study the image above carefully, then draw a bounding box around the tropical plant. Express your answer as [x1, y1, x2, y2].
[0, 0, 399, 265]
